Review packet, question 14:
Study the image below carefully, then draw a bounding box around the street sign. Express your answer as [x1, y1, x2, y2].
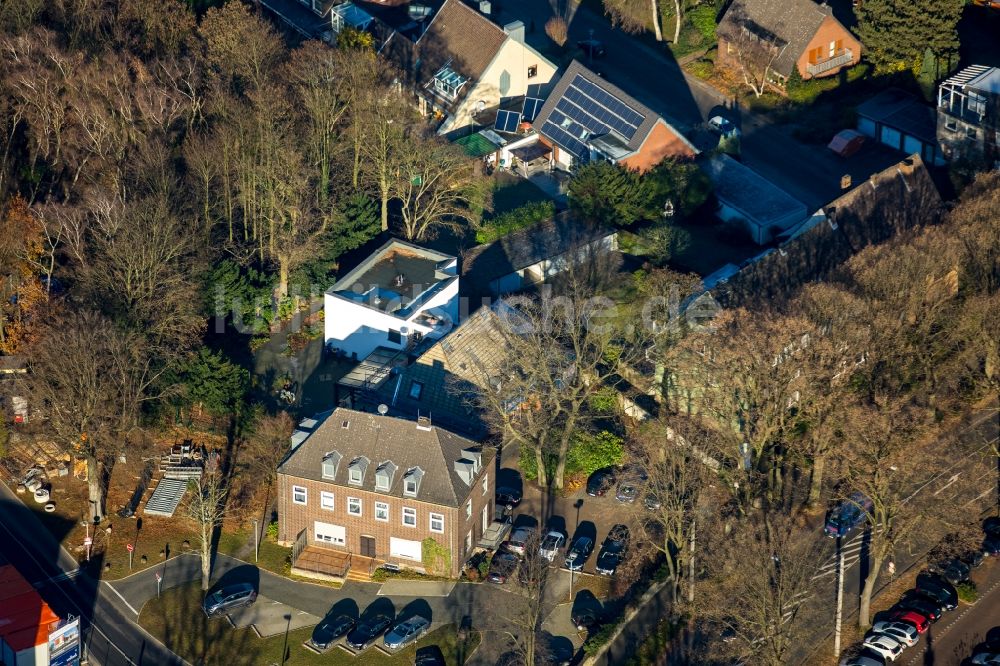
[126, 543, 134, 552]
[155, 572, 161, 582]
[83, 537, 92, 546]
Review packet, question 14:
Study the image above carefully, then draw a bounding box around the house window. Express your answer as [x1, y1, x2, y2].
[402, 507, 417, 527]
[349, 469, 363, 484]
[405, 478, 418, 495]
[944, 120, 958, 132]
[408, 381, 423, 400]
[430, 513, 444, 533]
[320, 491, 335, 510]
[465, 499, 472, 520]
[482, 473, 489, 496]
[967, 128, 978, 139]
[388, 329, 402, 344]
[315, 521, 345, 546]
[348, 497, 362, 516]
[527, 65, 538, 79]
[375, 501, 389, 522]
[432, 66, 468, 100]
[829, 40, 836, 57]
[403, 467, 423, 497]
[292, 486, 307, 505]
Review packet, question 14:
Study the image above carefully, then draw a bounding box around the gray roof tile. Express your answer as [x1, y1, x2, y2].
[718, 0, 833, 77]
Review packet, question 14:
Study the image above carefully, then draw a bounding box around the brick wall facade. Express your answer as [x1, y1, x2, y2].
[622, 120, 696, 172]
[795, 16, 862, 80]
[277, 466, 495, 578]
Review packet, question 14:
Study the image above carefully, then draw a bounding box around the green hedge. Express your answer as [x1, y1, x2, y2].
[476, 200, 556, 244]
[687, 5, 717, 42]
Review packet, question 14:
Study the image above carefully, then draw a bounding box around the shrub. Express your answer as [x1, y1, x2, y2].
[956, 581, 978, 603]
[422, 537, 452, 576]
[688, 59, 715, 80]
[687, 5, 717, 42]
[266, 520, 279, 541]
[583, 620, 622, 655]
[475, 200, 555, 244]
[545, 16, 568, 46]
[566, 431, 625, 478]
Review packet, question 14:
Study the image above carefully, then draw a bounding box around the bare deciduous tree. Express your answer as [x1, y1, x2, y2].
[721, 10, 784, 98]
[188, 471, 229, 591]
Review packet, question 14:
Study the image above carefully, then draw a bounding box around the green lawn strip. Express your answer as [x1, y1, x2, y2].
[489, 175, 551, 217]
[216, 530, 292, 576]
[139, 581, 478, 665]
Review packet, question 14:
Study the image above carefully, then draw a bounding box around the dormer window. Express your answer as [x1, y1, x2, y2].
[348, 456, 370, 486]
[433, 66, 468, 101]
[375, 461, 398, 492]
[322, 451, 342, 480]
[403, 467, 424, 497]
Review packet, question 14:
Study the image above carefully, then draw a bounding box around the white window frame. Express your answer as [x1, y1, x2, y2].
[482, 472, 489, 496]
[314, 521, 345, 546]
[292, 485, 307, 505]
[465, 499, 472, 520]
[375, 501, 389, 522]
[375, 473, 390, 492]
[320, 491, 335, 511]
[402, 506, 417, 527]
[404, 478, 418, 497]
[349, 468, 363, 485]
[429, 512, 444, 533]
[347, 497, 362, 516]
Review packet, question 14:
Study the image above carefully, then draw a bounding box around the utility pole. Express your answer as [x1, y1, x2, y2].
[833, 535, 845, 658]
[253, 518, 259, 563]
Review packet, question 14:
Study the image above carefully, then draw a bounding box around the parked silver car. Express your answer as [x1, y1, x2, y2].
[383, 616, 430, 650]
[539, 531, 565, 562]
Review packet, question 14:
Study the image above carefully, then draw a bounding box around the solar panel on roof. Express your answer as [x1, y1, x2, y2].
[522, 97, 544, 122]
[494, 110, 521, 133]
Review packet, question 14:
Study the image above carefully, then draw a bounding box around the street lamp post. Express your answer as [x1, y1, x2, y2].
[253, 519, 259, 563]
[281, 614, 292, 666]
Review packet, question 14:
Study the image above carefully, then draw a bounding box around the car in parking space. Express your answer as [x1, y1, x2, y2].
[488, 550, 521, 584]
[863, 634, 904, 661]
[708, 115, 740, 138]
[844, 652, 889, 666]
[346, 614, 393, 650]
[576, 39, 606, 58]
[869, 621, 919, 647]
[415, 646, 447, 666]
[539, 531, 566, 561]
[644, 493, 661, 510]
[984, 534, 1000, 556]
[963, 549, 986, 568]
[824, 492, 873, 538]
[893, 593, 942, 623]
[972, 653, 1000, 666]
[827, 129, 866, 158]
[931, 558, 971, 584]
[311, 614, 356, 649]
[596, 525, 629, 576]
[886, 609, 929, 633]
[571, 608, 600, 632]
[615, 481, 638, 503]
[564, 537, 594, 571]
[915, 574, 957, 610]
[587, 469, 616, 496]
[202, 582, 257, 617]
[496, 486, 522, 508]
[505, 526, 536, 556]
[984, 516, 1000, 538]
[383, 616, 430, 650]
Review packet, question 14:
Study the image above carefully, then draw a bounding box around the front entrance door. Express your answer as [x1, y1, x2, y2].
[360, 535, 376, 557]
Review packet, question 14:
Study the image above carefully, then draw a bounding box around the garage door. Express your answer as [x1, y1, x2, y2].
[902, 135, 923, 156]
[857, 118, 877, 138]
[879, 127, 902, 150]
[389, 537, 422, 561]
[314, 521, 345, 546]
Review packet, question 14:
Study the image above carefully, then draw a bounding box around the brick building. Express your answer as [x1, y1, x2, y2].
[277, 408, 494, 580]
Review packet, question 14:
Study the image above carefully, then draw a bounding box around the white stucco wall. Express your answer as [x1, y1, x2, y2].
[324, 278, 459, 360]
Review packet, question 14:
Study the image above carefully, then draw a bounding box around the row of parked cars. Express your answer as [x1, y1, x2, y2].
[845, 517, 1000, 666]
[486, 522, 632, 582]
[586, 465, 660, 509]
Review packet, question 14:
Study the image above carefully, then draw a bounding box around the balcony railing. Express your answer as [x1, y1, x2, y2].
[807, 49, 854, 77]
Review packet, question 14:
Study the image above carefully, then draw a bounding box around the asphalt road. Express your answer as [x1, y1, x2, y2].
[0, 481, 186, 666]
[495, 0, 905, 211]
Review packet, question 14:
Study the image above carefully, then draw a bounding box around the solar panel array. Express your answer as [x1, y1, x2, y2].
[521, 97, 544, 123]
[540, 74, 647, 159]
[495, 110, 521, 133]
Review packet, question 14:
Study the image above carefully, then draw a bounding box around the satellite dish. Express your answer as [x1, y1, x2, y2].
[377, 404, 389, 415]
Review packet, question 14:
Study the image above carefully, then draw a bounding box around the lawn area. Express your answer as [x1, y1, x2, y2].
[488, 172, 551, 218]
[139, 582, 481, 666]
[216, 529, 291, 577]
[668, 222, 757, 277]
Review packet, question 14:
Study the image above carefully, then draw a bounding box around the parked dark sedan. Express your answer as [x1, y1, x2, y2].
[915, 573, 958, 611]
[346, 614, 393, 650]
[496, 486, 522, 508]
[571, 608, 600, 632]
[564, 537, 594, 571]
[586, 469, 616, 497]
[488, 551, 520, 584]
[576, 39, 606, 58]
[984, 534, 1000, 556]
[932, 558, 971, 584]
[894, 593, 943, 622]
[596, 525, 629, 576]
[311, 614, 356, 649]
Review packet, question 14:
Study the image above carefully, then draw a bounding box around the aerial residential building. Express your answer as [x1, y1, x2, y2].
[276, 408, 495, 580]
[324, 239, 459, 360]
[937, 65, 1000, 166]
[717, 0, 861, 87]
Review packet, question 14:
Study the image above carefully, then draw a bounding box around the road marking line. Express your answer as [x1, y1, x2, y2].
[103, 581, 141, 616]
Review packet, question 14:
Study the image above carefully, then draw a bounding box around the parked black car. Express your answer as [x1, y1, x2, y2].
[311, 614, 356, 649]
[984, 534, 1000, 557]
[346, 614, 393, 650]
[496, 486, 522, 508]
[595, 525, 629, 576]
[487, 551, 520, 584]
[983, 516, 1000, 538]
[576, 39, 607, 58]
[202, 583, 257, 617]
[415, 646, 447, 666]
[962, 549, 986, 568]
[932, 558, 971, 584]
[571, 608, 600, 632]
[894, 592, 943, 622]
[586, 469, 616, 496]
[564, 536, 594, 571]
[915, 573, 958, 610]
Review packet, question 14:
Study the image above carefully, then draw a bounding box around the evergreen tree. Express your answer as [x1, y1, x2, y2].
[568, 161, 646, 226]
[857, 0, 963, 73]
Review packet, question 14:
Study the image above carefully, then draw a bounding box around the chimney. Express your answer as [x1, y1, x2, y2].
[504, 20, 525, 44]
[416, 415, 432, 431]
[479, 0, 491, 15]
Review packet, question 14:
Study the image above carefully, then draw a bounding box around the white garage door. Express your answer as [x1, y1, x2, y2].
[314, 521, 345, 546]
[389, 537, 422, 561]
